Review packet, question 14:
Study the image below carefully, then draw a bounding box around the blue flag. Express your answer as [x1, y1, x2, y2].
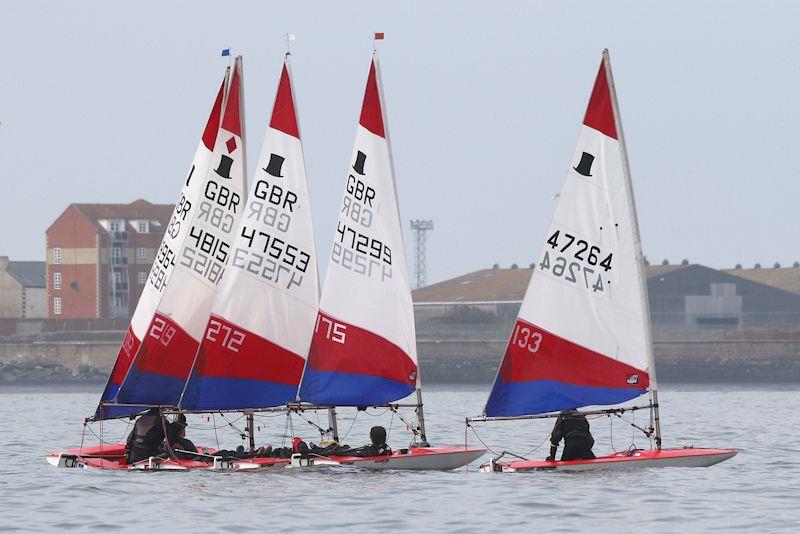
[221, 48, 231, 57]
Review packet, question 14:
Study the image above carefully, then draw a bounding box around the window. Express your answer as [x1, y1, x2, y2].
[138, 221, 149, 233]
[138, 272, 147, 284]
[53, 297, 62, 315]
[109, 220, 124, 232]
[111, 247, 122, 259]
[53, 272, 62, 290]
[113, 271, 122, 283]
[53, 247, 62, 264]
[137, 247, 147, 259]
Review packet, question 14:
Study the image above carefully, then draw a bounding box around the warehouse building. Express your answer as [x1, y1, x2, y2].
[412, 264, 800, 330]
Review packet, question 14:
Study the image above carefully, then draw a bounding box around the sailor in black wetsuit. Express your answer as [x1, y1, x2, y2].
[546, 410, 596, 462]
[350, 426, 392, 457]
[125, 408, 166, 464]
[162, 414, 200, 460]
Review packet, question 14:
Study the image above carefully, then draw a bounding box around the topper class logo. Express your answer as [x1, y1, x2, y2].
[263, 153, 285, 178]
[214, 136, 239, 179]
[626, 374, 639, 385]
[574, 151, 595, 177]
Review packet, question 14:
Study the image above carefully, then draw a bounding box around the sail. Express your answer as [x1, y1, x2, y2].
[298, 55, 418, 406]
[94, 70, 228, 420]
[115, 57, 248, 407]
[485, 53, 652, 417]
[181, 58, 318, 410]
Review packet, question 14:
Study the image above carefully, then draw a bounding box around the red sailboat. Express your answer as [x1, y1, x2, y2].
[469, 50, 736, 472]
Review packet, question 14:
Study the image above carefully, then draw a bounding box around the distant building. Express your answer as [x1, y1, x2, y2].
[46, 199, 173, 319]
[0, 257, 46, 318]
[722, 266, 800, 295]
[413, 264, 800, 329]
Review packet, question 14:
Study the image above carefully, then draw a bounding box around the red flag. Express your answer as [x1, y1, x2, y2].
[374, 32, 385, 40]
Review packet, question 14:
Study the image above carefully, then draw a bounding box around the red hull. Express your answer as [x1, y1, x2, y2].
[484, 447, 737, 472]
[47, 444, 485, 471]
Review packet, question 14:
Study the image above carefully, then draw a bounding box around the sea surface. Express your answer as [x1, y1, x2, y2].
[0, 383, 797, 532]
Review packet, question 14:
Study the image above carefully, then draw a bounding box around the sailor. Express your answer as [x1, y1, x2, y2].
[546, 410, 596, 462]
[125, 408, 166, 464]
[162, 414, 200, 460]
[350, 426, 392, 457]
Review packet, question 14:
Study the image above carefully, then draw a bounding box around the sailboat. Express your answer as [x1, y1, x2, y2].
[93, 66, 229, 421]
[469, 50, 736, 472]
[293, 52, 485, 470]
[47, 56, 254, 470]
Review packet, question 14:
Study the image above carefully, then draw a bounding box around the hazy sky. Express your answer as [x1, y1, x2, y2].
[2, 1, 799, 284]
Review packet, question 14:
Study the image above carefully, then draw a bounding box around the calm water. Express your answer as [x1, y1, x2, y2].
[0, 383, 798, 532]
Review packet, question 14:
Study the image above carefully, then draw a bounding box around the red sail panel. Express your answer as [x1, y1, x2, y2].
[359, 58, 385, 138]
[269, 62, 300, 139]
[583, 59, 617, 139]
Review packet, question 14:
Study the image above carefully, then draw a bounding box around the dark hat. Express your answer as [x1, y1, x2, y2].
[352, 150, 367, 175]
[264, 153, 285, 178]
[215, 154, 234, 179]
[573, 151, 595, 177]
[173, 414, 187, 427]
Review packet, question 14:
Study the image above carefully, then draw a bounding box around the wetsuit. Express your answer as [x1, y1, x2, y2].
[126, 414, 166, 464]
[549, 413, 595, 461]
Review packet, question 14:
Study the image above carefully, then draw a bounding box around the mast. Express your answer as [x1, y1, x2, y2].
[235, 55, 248, 190]
[603, 49, 662, 448]
[246, 410, 255, 452]
[373, 50, 428, 444]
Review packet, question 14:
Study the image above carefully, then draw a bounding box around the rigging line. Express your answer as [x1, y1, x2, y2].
[218, 412, 247, 441]
[291, 408, 330, 438]
[388, 406, 420, 439]
[339, 412, 359, 443]
[212, 414, 220, 450]
[84, 421, 131, 445]
[387, 409, 395, 444]
[467, 423, 551, 460]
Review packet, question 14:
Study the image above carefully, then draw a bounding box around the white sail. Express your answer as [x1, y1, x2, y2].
[181, 57, 319, 410]
[485, 51, 653, 417]
[299, 54, 418, 406]
[116, 56, 248, 406]
[95, 69, 228, 419]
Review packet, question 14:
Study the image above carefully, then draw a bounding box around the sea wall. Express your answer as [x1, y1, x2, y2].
[1, 327, 799, 383]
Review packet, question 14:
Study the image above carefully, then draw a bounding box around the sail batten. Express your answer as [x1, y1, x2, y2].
[180, 57, 319, 411]
[485, 52, 651, 417]
[299, 55, 418, 406]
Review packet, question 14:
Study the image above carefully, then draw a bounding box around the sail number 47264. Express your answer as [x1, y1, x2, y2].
[547, 230, 612, 271]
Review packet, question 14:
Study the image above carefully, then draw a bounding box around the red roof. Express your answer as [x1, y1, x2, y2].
[66, 199, 173, 232]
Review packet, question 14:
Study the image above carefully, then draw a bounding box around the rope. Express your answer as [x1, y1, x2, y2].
[291, 409, 331, 439]
[219, 412, 247, 442]
[84, 421, 131, 445]
[212, 414, 220, 450]
[466, 421, 551, 460]
[387, 410, 395, 444]
[339, 412, 359, 442]
[160, 413, 177, 461]
[388, 406, 421, 444]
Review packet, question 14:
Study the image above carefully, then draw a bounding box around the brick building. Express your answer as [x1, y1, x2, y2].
[46, 199, 173, 319]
